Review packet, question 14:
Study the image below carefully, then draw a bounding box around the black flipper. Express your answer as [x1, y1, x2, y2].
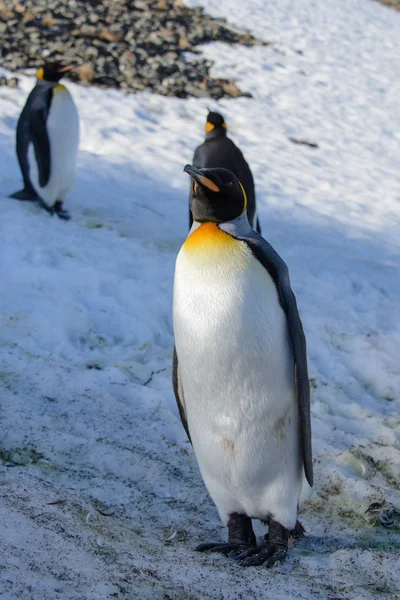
[30, 107, 51, 188]
[14, 84, 53, 195]
[222, 226, 313, 487]
[172, 346, 191, 442]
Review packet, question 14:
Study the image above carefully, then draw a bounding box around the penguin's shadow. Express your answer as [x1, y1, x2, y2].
[2, 115, 17, 130]
[73, 150, 186, 248]
[2, 144, 188, 253]
[0, 107, 187, 254]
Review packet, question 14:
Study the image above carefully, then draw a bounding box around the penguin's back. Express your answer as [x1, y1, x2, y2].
[28, 84, 79, 207]
[193, 137, 256, 226]
[173, 224, 302, 527]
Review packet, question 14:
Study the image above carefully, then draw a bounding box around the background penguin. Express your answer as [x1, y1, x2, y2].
[10, 62, 79, 220]
[190, 111, 261, 233]
[173, 165, 312, 568]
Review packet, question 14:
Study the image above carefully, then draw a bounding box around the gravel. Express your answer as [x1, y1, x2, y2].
[0, 0, 268, 98]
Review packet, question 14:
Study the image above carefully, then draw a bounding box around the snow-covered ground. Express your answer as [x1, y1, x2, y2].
[0, 0, 399, 598]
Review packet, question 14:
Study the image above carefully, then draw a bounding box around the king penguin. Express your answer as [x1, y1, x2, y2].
[173, 165, 313, 568]
[190, 111, 261, 234]
[10, 62, 80, 220]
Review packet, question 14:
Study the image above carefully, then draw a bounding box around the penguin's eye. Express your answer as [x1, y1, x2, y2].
[224, 182, 233, 188]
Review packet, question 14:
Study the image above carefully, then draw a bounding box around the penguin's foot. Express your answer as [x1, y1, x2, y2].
[233, 520, 289, 568]
[196, 542, 250, 555]
[54, 202, 71, 221]
[291, 520, 305, 540]
[10, 188, 39, 201]
[56, 209, 71, 221]
[196, 513, 256, 556]
[37, 199, 55, 215]
[234, 543, 287, 567]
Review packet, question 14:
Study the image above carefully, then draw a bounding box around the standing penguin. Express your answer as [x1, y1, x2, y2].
[10, 62, 79, 220]
[190, 111, 261, 233]
[173, 165, 312, 567]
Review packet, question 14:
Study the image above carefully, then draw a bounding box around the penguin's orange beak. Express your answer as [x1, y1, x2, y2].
[184, 164, 220, 193]
[58, 64, 77, 73]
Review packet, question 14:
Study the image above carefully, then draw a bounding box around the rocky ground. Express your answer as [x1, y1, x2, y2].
[376, 0, 400, 10]
[0, 0, 267, 98]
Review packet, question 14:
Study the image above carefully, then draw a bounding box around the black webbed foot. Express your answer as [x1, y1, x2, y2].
[36, 198, 55, 216]
[233, 520, 289, 568]
[55, 209, 71, 221]
[196, 513, 256, 556]
[196, 542, 250, 555]
[54, 201, 71, 221]
[291, 520, 305, 540]
[234, 543, 288, 567]
[10, 188, 39, 201]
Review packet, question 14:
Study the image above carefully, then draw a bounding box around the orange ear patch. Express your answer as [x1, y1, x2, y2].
[58, 65, 74, 73]
[197, 175, 220, 193]
[37, 67, 44, 80]
[205, 121, 215, 134]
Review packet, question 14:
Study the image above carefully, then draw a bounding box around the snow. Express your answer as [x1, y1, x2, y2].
[0, 0, 399, 597]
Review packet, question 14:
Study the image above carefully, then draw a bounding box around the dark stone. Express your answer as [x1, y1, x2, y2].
[1, 0, 268, 98]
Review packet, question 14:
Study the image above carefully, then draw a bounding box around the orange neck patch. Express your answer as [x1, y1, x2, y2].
[54, 83, 67, 93]
[183, 222, 236, 255]
[181, 222, 249, 272]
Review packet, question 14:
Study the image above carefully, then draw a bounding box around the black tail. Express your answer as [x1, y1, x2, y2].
[10, 188, 39, 201]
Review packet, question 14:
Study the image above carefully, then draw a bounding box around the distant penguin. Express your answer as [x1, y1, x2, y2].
[10, 62, 79, 220]
[190, 111, 261, 233]
[173, 165, 312, 568]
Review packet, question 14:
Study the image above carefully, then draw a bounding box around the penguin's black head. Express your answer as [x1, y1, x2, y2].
[185, 164, 246, 224]
[205, 111, 227, 135]
[37, 62, 75, 83]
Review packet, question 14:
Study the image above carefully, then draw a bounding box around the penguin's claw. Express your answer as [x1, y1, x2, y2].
[195, 542, 251, 555]
[235, 544, 288, 568]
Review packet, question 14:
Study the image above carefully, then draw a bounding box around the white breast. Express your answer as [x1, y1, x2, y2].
[173, 239, 303, 528]
[28, 85, 79, 207]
